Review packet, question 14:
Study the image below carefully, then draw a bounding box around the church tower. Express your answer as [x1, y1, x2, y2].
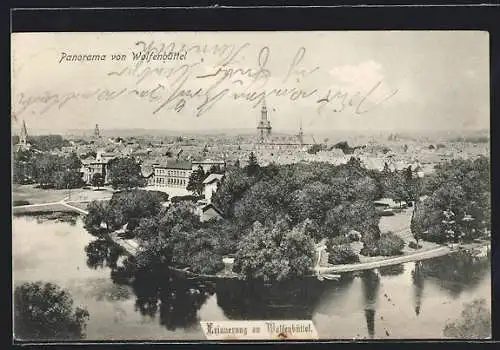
[19, 120, 28, 147]
[94, 124, 101, 138]
[297, 117, 304, 145]
[257, 98, 272, 143]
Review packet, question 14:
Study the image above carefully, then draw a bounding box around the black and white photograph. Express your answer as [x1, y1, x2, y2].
[11, 30, 491, 341]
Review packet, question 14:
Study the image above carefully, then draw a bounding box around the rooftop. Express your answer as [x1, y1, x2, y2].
[203, 173, 224, 185]
[154, 159, 193, 170]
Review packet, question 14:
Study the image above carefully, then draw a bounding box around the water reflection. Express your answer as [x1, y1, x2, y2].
[215, 277, 340, 320]
[412, 261, 425, 316]
[361, 270, 380, 339]
[85, 238, 124, 270]
[84, 238, 214, 331]
[81, 233, 491, 339]
[132, 268, 215, 331]
[419, 250, 490, 299]
[379, 264, 405, 277]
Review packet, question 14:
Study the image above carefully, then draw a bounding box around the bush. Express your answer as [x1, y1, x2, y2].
[377, 232, 405, 256]
[170, 195, 201, 203]
[328, 245, 360, 265]
[13, 200, 30, 206]
[408, 240, 422, 249]
[360, 241, 379, 256]
[328, 235, 350, 247]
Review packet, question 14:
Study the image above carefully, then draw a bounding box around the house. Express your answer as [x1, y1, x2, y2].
[199, 203, 224, 222]
[80, 150, 117, 184]
[152, 159, 193, 189]
[202, 173, 224, 202]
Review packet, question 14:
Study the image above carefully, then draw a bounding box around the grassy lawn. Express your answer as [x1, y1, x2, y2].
[64, 188, 113, 202]
[12, 184, 113, 205]
[12, 184, 71, 204]
[13, 203, 76, 215]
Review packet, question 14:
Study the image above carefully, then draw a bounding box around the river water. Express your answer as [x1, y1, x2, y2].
[13, 216, 491, 340]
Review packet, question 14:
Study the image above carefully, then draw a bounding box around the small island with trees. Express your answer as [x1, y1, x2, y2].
[82, 152, 490, 283]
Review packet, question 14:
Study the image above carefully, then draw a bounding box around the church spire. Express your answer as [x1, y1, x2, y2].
[94, 124, 100, 138]
[20, 120, 28, 146]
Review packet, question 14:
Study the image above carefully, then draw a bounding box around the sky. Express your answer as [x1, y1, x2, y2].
[11, 31, 490, 134]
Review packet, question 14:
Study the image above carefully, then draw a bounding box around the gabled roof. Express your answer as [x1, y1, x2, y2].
[192, 159, 226, 165]
[203, 173, 224, 185]
[201, 203, 224, 216]
[155, 158, 192, 170]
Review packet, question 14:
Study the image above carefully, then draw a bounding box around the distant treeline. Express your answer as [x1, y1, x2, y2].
[448, 136, 489, 144]
[12, 135, 71, 151]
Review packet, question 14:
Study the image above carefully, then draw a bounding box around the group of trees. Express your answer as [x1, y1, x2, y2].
[83, 151, 490, 282]
[14, 282, 89, 340]
[381, 163, 422, 206]
[84, 189, 168, 233]
[13, 151, 85, 189]
[12, 149, 35, 184]
[12, 134, 71, 152]
[443, 298, 491, 339]
[411, 156, 490, 244]
[108, 157, 146, 190]
[210, 154, 393, 277]
[213, 156, 383, 242]
[233, 217, 316, 281]
[186, 164, 225, 196]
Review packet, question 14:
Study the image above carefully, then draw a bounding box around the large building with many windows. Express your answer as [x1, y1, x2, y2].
[153, 159, 193, 189]
[81, 151, 117, 184]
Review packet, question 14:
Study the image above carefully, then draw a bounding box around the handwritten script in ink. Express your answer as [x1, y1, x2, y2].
[14, 40, 399, 120]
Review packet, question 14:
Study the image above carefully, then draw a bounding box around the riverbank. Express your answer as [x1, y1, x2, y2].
[316, 240, 490, 274]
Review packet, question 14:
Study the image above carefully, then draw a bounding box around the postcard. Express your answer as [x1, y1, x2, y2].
[12, 31, 491, 341]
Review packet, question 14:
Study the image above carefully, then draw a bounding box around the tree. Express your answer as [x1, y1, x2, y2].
[13, 149, 34, 184]
[84, 200, 110, 233]
[233, 218, 315, 281]
[91, 173, 105, 189]
[411, 157, 489, 244]
[186, 165, 206, 196]
[246, 152, 260, 176]
[29, 135, 70, 152]
[135, 202, 205, 270]
[14, 282, 89, 340]
[106, 189, 164, 231]
[108, 157, 146, 190]
[207, 164, 223, 175]
[327, 244, 360, 265]
[30, 153, 83, 189]
[443, 299, 491, 339]
[377, 231, 405, 256]
[234, 159, 241, 168]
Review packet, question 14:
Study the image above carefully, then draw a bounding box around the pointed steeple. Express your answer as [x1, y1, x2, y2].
[20, 120, 28, 146]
